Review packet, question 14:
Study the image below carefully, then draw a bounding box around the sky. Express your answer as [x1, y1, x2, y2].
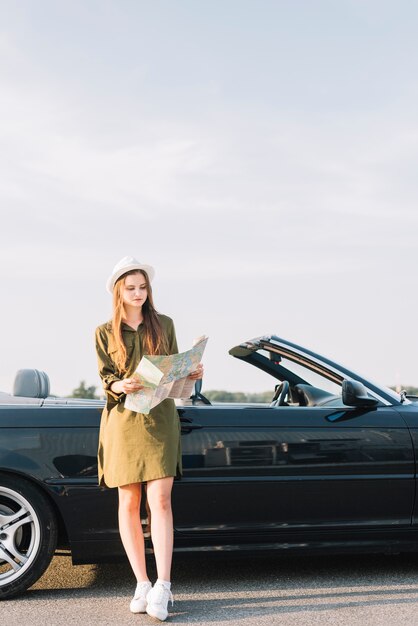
[1, 0, 417, 398]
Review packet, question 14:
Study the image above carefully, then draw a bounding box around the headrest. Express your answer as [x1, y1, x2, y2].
[13, 369, 50, 398]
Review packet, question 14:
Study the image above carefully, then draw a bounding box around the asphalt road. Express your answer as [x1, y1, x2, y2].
[4, 551, 418, 625]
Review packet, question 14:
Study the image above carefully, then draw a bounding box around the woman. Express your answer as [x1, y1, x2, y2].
[95, 256, 203, 621]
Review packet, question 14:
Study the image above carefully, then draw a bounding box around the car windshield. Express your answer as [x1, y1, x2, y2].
[265, 345, 405, 405]
[259, 350, 342, 396]
[326, 362, 405, 404]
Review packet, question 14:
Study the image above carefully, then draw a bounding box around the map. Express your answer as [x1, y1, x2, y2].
[124, 335, 208, 414]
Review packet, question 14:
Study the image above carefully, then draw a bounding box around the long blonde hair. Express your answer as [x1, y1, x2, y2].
[111, 269, 169, 373]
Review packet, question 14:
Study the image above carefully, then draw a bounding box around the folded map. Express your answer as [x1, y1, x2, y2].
[124, 335, 208, 414]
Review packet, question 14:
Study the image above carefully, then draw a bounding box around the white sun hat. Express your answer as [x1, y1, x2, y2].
[106, 256, 155, 293]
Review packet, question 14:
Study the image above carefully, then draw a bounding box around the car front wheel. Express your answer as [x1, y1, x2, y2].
[0, 474, 58, 599]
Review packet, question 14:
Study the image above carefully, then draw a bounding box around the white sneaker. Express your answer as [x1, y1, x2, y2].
[129, 580, 152, 613]
[146, 582, 174, 621]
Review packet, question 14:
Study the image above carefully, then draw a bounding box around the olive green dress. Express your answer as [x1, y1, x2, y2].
[94, 313, 182, 489]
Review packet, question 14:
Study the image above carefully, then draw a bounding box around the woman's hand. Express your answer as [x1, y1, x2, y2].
[110, 378, 144, 395]
[188, 363, 204, 380]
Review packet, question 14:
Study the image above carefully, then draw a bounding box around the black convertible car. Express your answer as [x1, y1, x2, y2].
[1, 333, 418, 599]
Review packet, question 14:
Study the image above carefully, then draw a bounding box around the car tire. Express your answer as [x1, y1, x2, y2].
[0, 473, 58, 599]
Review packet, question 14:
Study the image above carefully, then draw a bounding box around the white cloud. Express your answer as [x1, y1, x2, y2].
[1, 2, 418, 395]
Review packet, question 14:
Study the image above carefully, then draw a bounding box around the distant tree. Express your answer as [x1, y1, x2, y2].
[406, 386, 418, 395]
[205, 390, 246, 402]
[245, 391, 274, 402]
[389, 385, 418, 396]
[69, 381, 99, 399]
[204, 390, 272, 402]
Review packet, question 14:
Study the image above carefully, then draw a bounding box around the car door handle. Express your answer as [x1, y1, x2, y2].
[180, 422, 203, 432]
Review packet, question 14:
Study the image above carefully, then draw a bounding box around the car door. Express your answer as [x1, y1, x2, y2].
[172, 356, 415, 541]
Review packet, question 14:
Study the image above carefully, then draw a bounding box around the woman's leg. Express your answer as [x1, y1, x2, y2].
[118, 482, 149, 582]
[146, 476, 174, 581]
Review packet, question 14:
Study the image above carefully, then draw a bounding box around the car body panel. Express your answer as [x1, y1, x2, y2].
[1, 334, 417, 565]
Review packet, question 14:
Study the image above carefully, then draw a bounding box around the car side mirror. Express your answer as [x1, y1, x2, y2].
[342, 379, 379, 408]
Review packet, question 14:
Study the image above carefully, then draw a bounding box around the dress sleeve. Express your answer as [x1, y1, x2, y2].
[95, 327, 125, 402]
[167, 318, 179, 355]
